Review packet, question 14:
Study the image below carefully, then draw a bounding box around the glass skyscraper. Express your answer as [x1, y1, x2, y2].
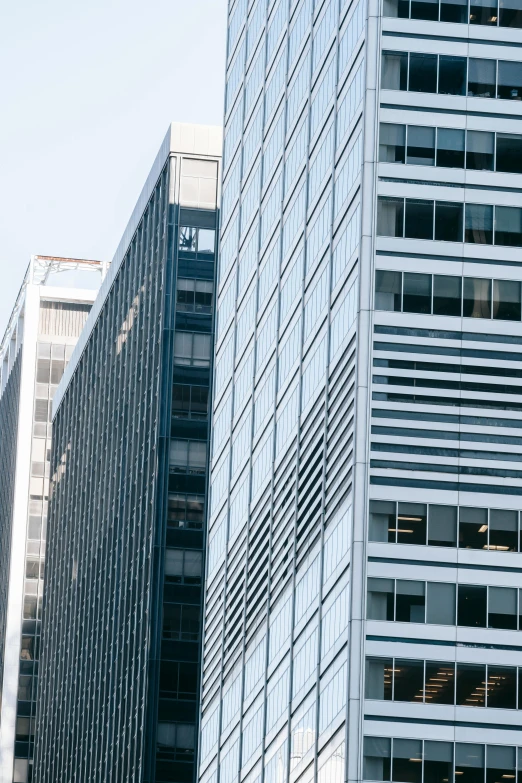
[0, 256, 103, 783]
[200, 2, 522, 783]
[32, 124, 222, 783]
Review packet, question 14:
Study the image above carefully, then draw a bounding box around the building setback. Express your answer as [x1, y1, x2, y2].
[33, 124, 222, 783]
[0, 256, 104, 783]
[199, 2, 522, 783]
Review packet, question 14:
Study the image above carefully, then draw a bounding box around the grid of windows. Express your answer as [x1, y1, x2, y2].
[202, 0, 364, 781]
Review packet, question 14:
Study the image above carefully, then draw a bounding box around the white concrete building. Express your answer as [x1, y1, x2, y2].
[199, 1, 522, 782]
[0, 256, 104, 783]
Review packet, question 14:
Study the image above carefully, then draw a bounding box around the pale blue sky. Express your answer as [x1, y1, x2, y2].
[0, 0, 227, 336]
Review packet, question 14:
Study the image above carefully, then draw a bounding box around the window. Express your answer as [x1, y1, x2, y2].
[172, 384, 209, 419]
[407, 125, 435, 166]
[367, 578, 456, 625]
[379, 123, 406, 164]
[465, 204, 494, 244]
[381, 51, 408, 91]
[385, 0, 522, 25]
[457, 584, 487, 628]
[468, 58, 496, 97]
[433, 275, 462, 316]
[493, 279, 521, 321]
[169, 439, 207, 474]
[497, 60, 522, 100]
[436, 201, 464, 242]
[437, 127, 465, 168]
[377, 197, 404, 237]
[162, 604, 200, 641]
[405, 199, 434, 240]
[495, 206, 522, 247]
[409, 53, 438, 93]
[375, 271, 401, 312]
[156, 723, 196, 761]
[176, 278, 214, 313]
[174, 331, 211, 366]
[403, 273, 431, 313]
[167, 493, 205, 529]
[497, 132, 522, 173]
[165, 549, 202, 584]
[466, 130, 494, 170]
[463, 277, 491, 319]
[439, 55, 467, 95]
[428, 504, 458, 547]
[179, 226, 216, 258]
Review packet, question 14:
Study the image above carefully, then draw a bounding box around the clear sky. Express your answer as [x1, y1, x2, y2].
[0, 0, 227, 337]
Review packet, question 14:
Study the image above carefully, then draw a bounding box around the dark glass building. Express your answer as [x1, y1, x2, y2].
[33, 124, 222, 783]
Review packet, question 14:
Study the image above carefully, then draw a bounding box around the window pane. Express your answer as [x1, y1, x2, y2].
[499, 0, 522, 27]
[493, 279, 521, 321]
[407, 125, 435, 165]
[470, 0, 499, 25]
[435, 202, 463, 242]
[466, 130, 495, 170]
[456, 663, 486, 706]
[366, 657, 393, 699]
[455, 744, 485, 783]
[393, 659, 424, 702]
[497, 60, 522, 100]
[198, 229, 216, 254]
[440, 0, 468, 22]
[439, 56, 467, 95]
[425, 664, 455, 705]
[495, 206, 522, 247]
[486, 745, 516, 783]
[428, 504, 458, 547]
[496, 133, 522, 174]
[409, 53, 438, 93]
[463, 277, 491, 319]
[468, 58, 496, 98]
[427, 581, 456, 625]
[396, 580, 425, 623]
[459, 505, 489, 547]
[364, 736, 391, 781]
[488, 508, 518, 551]
[488, 586, 517, 629]
[367, 578, 395, 621]
[383, 0, 410, 16]
[457, 584, 487, 627]
[179, 226, 197, 252]
[465, 205, 494, 245]
[437, 127, 465, 168]
[375, 271, 402, 312]
[411, 0, 439, 19]
[392, 739, 423, 783]
[424, 741, 454, 783]
[433, 275, 462, 316]
[405, 199, 434, 240]
[403, 272, 432, 314]
[377, 197, 404, 237]
[382, 51, 409, 90]
[369, 499, 397, 542]
[380, 123, 406, 163]
[397, 502, 427, 545]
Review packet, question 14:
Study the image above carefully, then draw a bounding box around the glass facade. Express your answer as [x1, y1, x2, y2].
[32, 125, 221, 783]
[201, 0, 522, 782]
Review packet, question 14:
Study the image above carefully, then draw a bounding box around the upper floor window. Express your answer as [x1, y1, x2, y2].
[382, 51, 522, 101]
[176, 278, 214, 314]
[379, 122, 522, 174]
[384, 0, 522, 27]
[377, 196, 522, 248]
[370, 499, 521, 551]
[169, 439, 207, 475]
[165, 549, 202, 585]
[167, 493, 205, 529]
[178, 226, 216, 259]
[172, 384, 209, 419]
[375, 271, 522, 321]
[174, 331, 212, 366]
